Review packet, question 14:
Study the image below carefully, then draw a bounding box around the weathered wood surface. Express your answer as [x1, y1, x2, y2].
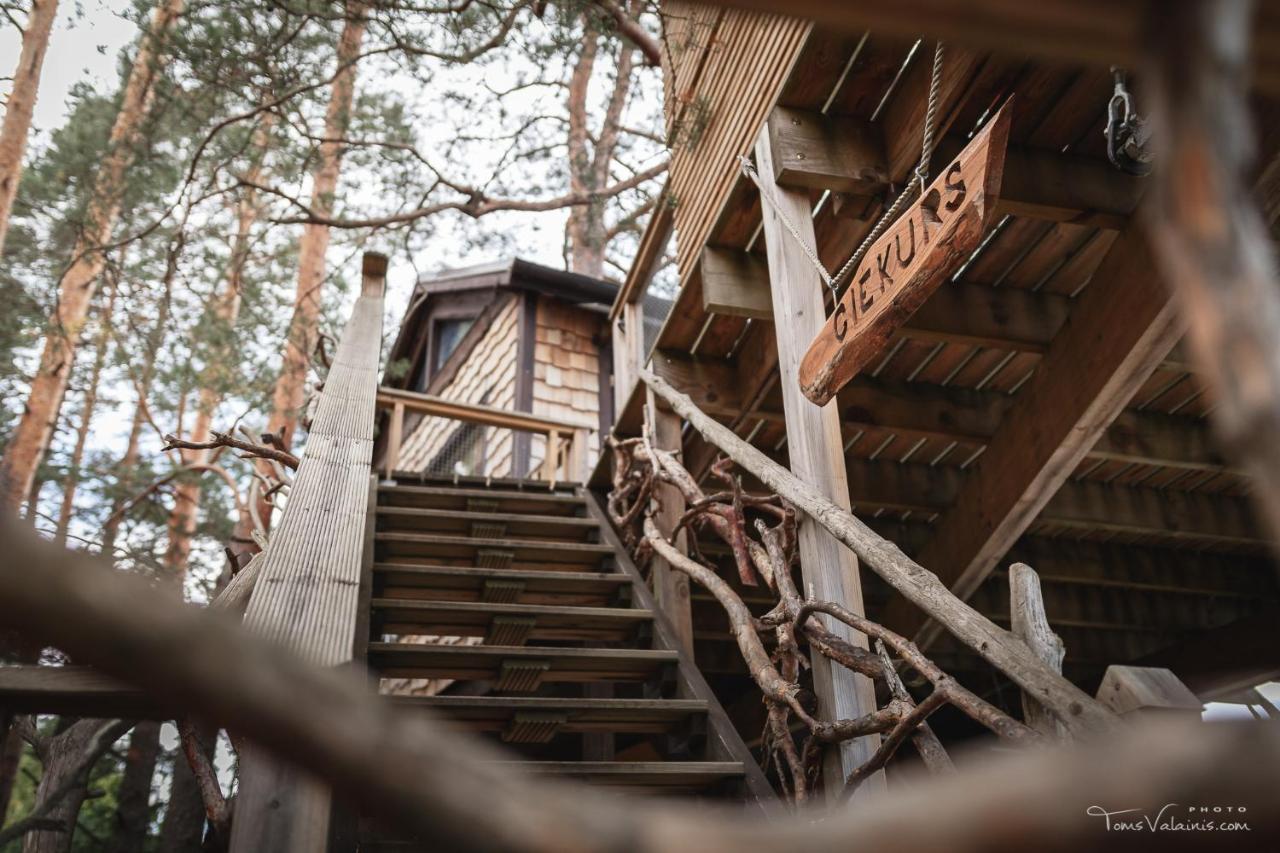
[0, 665, 166, 718]
[699, 247, 773, 319]
[697, 0, 1280, 96]
[766, 107, 887, 194]
[640, 366, 1119, 737]
[652, 349, 1228, 473]
[799, 102, 1013, 405]
[1008, 564, 1066, 738]
[233, 253, 386, 853]
[885, 225, 1185, 648]
[242, 256, 386, 665]
[1095, 665, 1202, 719]
[646, 390, 696, 654]
[755, 124, 884, 796]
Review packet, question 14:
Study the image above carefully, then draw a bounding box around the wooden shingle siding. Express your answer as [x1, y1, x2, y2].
[399, 295, 520, 476]
[533, 296, 603, 463]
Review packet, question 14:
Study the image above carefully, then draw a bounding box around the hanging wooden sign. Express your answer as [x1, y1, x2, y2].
[799, 101, 1013, 406]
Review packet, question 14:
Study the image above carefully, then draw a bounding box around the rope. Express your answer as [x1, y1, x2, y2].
[740, 40, 946, 297]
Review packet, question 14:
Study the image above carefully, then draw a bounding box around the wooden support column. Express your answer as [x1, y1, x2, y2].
[754, 127, 882, 797]
[645, 387, 695, 656]
[613, 301, 645, 411]
[884, 226, 1184, 648]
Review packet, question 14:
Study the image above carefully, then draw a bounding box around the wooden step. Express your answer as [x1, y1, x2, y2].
[368, 643, 676, 688]
[377, 506, 599, 542]
[371, 599, 651, 643]
[373, 564, 630, 607]
[509, 761, 744, 790]
[385, 695, 707, 735]
[376, 532, 613, 571]
[378, 484, 585, 516]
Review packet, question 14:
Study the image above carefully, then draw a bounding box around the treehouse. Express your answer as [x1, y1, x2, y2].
[4, 1, 1280, 850]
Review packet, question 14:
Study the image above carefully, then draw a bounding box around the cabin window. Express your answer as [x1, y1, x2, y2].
[430, 317, 474, 375]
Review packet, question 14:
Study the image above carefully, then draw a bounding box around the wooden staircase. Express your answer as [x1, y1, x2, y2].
[355, 474, 772, 850]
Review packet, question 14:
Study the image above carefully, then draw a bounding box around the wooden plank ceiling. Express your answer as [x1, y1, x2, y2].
[614, 15, 1280, 704]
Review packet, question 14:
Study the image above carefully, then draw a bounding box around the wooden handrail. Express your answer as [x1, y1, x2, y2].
[375, 386, 594, 484]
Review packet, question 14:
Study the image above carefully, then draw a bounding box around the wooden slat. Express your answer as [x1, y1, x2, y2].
[244, 258, 385, 667]
[653, 350, 1226, 472]
[370, 599, 651, 642]
[375, 532, 612, 566]
[698, 0, 1280, 96]
[880, 227, 1186, 645]
[0, 665, 166, 718]
[375, 506, 599, 542]
[377, 484, 584, 515]
[367, 642, 676, 683]
[371, 564, 628, 606]
[385, 695, 706, 734]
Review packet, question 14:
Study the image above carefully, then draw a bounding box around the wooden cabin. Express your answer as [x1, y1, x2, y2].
[377, 259, 617, 480]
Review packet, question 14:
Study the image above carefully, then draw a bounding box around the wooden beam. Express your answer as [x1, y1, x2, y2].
[754, 126, 883, 797]
[1136, 606, 1280, 698]
[699, 247, 773, 319]
[653, 349, 1227, 472]
[933, 138, 1145, 230]
[1095, 666, 1202, 720]
[880, 226, 1184, 646]
[765, 106, 888, 194]
[0, 666, 167, 718]
[698, 0, 1280, 96]
[842, 457, 1264, 547]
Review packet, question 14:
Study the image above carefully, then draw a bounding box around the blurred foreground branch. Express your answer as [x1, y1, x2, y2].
[0, 516, 1276, 851]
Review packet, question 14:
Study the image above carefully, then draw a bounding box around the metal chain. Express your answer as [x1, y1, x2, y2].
[739, 40, 946, 296]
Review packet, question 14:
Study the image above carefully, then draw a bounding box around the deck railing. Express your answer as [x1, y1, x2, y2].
[376, 386, 594, 485]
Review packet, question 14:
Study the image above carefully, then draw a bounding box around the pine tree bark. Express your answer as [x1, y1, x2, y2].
[54, 273, 119, 545]
[100, 236, 179, 561]
[0, 0, 59, 257]
[263, 1, 367, 459]
[107, 720, 161, 853]
[565, 3, 639, 278]
[0, 0, 184, 515]
[21, 719, 126, 853]
[157, 725, 215, 853]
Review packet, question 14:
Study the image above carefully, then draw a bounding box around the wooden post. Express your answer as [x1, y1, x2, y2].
[645, 388, 695, 656]
[570, 427, 590, 484]
[613, 301, 645, 409]
[385, 401, 404, 480]
[543, 430, 560, 484]
[1008, 563, 1066, 738]
[754, 128, 883, 798]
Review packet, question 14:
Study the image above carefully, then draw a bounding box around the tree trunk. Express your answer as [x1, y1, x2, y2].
[263, 1, 367, 461]
[100, 237, 179, 561]
[0, 0, 59, 257]
[564, 4, 639, 278]
[107, 720, 161, 853]
[54, 272, 119, 545]
[170, 127, 268, 576]
[22, 720, 109, 853]
[0, 718, 23, 824]
[157, 726, 215, 853]
[0, 0, 184, 515]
